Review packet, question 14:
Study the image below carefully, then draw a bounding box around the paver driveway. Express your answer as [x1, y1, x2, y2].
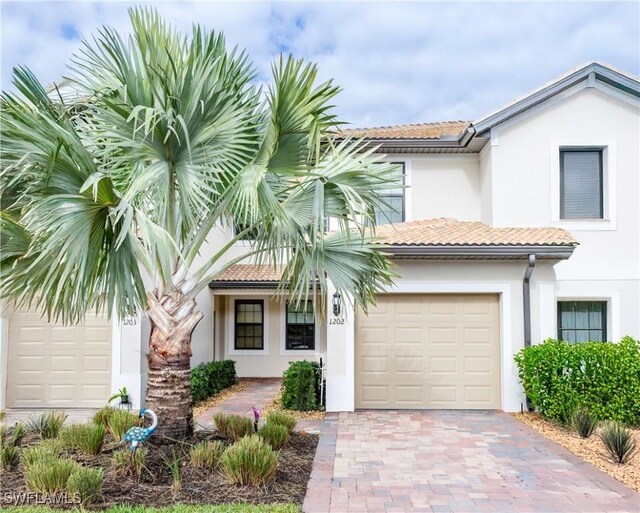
[304, 410, 639, 513]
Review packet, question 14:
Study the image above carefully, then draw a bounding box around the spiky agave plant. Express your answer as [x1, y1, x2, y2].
[1, 8, 398, 439]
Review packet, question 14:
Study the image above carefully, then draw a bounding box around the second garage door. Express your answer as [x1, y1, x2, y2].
[355, 294, 501, 409]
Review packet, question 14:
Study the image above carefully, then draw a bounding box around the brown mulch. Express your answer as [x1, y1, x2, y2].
[262, 390, 325, 421]
[512, 412, 640, 492]
[192, 381, 249, 417]
[1, 427, 318, 509]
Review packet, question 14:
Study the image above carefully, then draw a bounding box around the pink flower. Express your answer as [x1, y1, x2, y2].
[252, 407, 260, 421]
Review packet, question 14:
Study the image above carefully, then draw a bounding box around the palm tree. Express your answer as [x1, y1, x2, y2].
[1, 8, 397, 438]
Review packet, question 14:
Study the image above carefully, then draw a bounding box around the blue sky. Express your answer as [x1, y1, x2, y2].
[1, 1, 638, 127]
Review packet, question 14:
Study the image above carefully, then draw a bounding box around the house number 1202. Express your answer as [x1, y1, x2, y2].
[329, 318, 345, 325]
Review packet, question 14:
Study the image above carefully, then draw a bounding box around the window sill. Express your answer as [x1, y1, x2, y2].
[280, 349, 320, 357]
[553, 218, 616, 231]
[229, 349, 269, 356]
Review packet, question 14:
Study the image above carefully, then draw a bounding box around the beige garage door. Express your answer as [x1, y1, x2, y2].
[6, 309, 112, 408]
[355, 294, 501, 409]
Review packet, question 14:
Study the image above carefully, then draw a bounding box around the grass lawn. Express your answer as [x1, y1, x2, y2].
[2, 505, 300, 513]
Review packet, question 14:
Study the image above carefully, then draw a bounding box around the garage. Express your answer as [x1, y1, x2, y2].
[355, 293, 501, 409]
[5, 309, 112, 408]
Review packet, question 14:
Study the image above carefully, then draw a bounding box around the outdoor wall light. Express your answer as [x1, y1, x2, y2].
[332, 291, 342, 317]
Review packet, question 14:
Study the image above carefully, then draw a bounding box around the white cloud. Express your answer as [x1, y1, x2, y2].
[2, 1, 638, 126]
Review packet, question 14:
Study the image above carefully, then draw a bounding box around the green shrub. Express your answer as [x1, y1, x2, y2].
[599, 421, 637, 464]
[514, 337, 640, 425]
[60, 424, 105, 455]
[26, 411, 67, 439]
[107, 410, 141, 441]
[225, 415, 254, 442]
[281, 360, 320, 411]
[191, 360, 237, 403]
[1, 445, 20, 470]
[0, 425, 7, 447]
[190, 440, 224, 468]
[266, 411, 297, 434]
[112, 447, 148, 478]
[1, 423, 26, 449]
[221, 435, 278, 485]
[258, 423, 289, 450]
[572, 408, 599, 438]
[93, 406, 117, 428]
[213, 412, 230, 434]
[67, 466, 103, 505]
[161, 447, 182, 492]
[22, 442, 63, 467]
[25, 458, 80, 493]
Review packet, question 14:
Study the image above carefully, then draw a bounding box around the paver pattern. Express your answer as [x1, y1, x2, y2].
[304, 410, 639, 513]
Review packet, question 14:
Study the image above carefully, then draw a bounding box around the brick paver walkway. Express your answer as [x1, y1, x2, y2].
[304, 410, 639, 513]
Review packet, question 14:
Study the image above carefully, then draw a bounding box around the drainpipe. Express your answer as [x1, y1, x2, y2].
[522, 254, 536, 411]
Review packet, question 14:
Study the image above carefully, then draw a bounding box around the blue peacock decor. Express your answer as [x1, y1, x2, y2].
[123, 409, 158, 451]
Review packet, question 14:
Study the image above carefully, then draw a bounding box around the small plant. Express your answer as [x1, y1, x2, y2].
[1, 445, 20, 470]
[24, 457, 80, 493]
[67, 466, 103, 505]
[112, 447, 148, 479]
[599, 421, 638, 464]
[0, 425, 7, 447]
[22, 441, 63, 467]
[571, 408, 599, 438]
[221, 435, 278, 486]
[258, 423, 289, 450]
[282, 360, 320, 411]
[161, 447, 182, 493]
[26, 411, 67, 439]
[213, 412, 229, 434]
[225, 415, 254, 442]
[60, 423, 105, 455]
[266, 411, 297, 433]
[8, 423, 26, 447]
[107, 410, 141, 441]
[190, 440, 224, 468]
[108, 387, 130, 405]
[93, 406, 116, 428]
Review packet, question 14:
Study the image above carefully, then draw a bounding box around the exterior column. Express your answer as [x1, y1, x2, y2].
[110, 313, 146, 409]
[325, 284, 355, 412]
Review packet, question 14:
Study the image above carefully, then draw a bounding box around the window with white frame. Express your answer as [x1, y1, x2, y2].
[557, 301, 607, 343]
[374, 162, 405, 225]
[234, 300, 264, 349]
[559, 149, 604, 219]
[285, 301, 315, 350]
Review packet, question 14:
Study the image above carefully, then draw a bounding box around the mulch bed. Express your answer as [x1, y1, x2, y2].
[1, 428, 319, 509]
[262, 390, 325, 422]
[513, 412, 640, 492]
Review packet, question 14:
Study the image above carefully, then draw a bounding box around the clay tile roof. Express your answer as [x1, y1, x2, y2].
[211, 264, 283, 283]
[374, 218, 578, 247]
[339, 121, 470, 140]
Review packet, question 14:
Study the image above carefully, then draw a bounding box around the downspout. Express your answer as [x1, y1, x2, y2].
[522, 254, 536, 411]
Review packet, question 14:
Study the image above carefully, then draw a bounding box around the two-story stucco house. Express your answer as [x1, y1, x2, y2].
[1, 62, 638, 415]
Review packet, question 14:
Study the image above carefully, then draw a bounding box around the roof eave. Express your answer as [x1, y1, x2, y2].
[209, 281, 282, 290]
[383, 244, 577, 259]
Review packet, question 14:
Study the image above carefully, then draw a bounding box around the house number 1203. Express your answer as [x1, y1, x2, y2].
[329, 318, 345, 325]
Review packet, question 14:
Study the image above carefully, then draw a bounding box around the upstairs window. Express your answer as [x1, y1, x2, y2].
[374, 162, 405, 225]
[557, 301, 606, 343]
[560, 149, 603, 219]
[285, 301, 315, 350]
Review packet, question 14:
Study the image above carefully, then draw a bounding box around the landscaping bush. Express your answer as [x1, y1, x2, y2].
[258, 423, 289, 450]
[281, 360, 321, 411]
[571, 407, 599, 438]
[107, 410, 141, 441]
[22, 442, 62, 467]
[599, 421, 638, 464]
[60, 424, 105, 455]
[191, 360, 237, 403]
[213, 412, 230, 434]
[514, 337, 640, 425]
[1, 445, 20, 470]
[25, 458, 80, 493]
[26, 411, 67, 439]
[112, 447, 147, 479]
[190, 440, 224, 468]
[93, 406, 117, 428]
[1, 423, 26, 449]
[225, 415, 254, 441]
[266, 411, 297, 434]
[221, 435, 278, 486]
[67, 466, 103, 505]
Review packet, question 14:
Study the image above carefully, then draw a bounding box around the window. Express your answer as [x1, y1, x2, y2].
[234, 300, 264, 350]
[557, 301, 607, 343]
[560, 149, 603, 219]
[374, 162, 405, 225]
[285, 301, 315, 350]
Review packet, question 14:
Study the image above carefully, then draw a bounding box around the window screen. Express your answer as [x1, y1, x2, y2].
[234, 300, 264, 350]
[560, 150, 603, 219]
[286, 301, 315, 350]
[557, 301, 606, 343]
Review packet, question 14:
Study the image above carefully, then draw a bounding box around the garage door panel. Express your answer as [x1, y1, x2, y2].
[7, 310, 112, 408]
[356, 294, 500, 409]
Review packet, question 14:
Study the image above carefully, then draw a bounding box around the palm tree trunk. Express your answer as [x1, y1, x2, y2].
[144, 291, 203, 439]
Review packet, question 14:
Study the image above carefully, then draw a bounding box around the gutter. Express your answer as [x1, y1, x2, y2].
[383, 244, 576, 259]
[522, 254, 536, 348]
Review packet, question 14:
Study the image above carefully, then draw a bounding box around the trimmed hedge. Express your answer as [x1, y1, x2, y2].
[191, 360, 237, 403]
[281, 360, 322, 411]
[514, 337, 640, 425]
